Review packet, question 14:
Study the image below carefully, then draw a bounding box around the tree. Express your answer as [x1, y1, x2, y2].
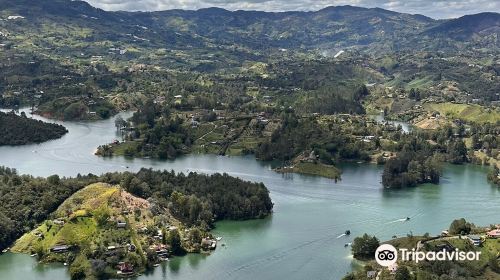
[395, 266, 411, 280]
[145, 249, 158, 268]
[447, 140, 468, 164]
[351, 234, 380, 260]
[47, 175, 61, 185]
[167, 229, 184, 255]
[449, 218, 472, 235]
[114, 116, 127, 131]
[189, 228, 202, 244]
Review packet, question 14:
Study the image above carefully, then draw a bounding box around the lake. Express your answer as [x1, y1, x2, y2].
[0, 109, 498, 280]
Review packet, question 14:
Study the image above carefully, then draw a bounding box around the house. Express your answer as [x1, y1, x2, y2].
[117, 262, 134, 275]
[487, 229, 500, 238]
[174, 95, 183, 99]
[201, 238, 217, 250]
[53, 219, 65, 226]
[149, 244, 170, 257]
[50, 245, 69, 253]
[467, 235, 482, 246]
[117, 221, 127, 228]
[366, 271, 377, 279]
[388, 263, 398, 274]
[168, 226, 178, 231]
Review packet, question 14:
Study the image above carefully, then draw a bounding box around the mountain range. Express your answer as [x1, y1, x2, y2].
[0, 0, 498, 57]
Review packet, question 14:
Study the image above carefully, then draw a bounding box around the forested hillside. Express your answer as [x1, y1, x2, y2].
[0, 111, 67, 145]
[0, 167, 272, 251]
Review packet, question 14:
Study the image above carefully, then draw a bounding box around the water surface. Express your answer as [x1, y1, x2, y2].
[0, 109, 497, 280]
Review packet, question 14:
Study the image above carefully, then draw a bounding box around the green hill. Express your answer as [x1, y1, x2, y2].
[12, 182, 210, 278]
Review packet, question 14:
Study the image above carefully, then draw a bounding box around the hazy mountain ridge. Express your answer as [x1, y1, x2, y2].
[0, 0, 498, 53]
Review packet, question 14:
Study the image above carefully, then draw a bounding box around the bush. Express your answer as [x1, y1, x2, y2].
[449, 218, 472, 235]
[351, 234, 380, 260]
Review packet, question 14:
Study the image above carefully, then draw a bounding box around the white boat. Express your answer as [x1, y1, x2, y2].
[216, 237, 222, 241]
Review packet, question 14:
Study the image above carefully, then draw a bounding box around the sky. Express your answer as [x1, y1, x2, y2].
[84, 0, 500, 19]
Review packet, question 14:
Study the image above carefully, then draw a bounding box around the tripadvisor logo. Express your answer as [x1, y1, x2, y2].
[375, 244, 398, 266]
[375, 244, 481, 266]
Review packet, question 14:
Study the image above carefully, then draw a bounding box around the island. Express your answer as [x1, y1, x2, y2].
[0, 167, 273, 279]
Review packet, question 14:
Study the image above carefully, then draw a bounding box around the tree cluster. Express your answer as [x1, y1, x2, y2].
[0, 111, 67, 145]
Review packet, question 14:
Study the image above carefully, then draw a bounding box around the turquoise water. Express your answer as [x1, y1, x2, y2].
[0, 109, 497, 280]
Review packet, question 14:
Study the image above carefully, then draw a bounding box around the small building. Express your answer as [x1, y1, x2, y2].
[53, 219, 65, 226]
[366, 271, 377, 279]
[174, 95, 183, 99]
[117, 221, 127, 228]
[388, 263, 398, 274]
[117, 262, 134, 275]
[467, 235, 482, 246]
[201, 238, 217, 250]
[50, 245, 69, 253]
[487, 229, 500, 238]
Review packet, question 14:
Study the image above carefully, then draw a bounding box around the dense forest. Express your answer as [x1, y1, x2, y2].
[0, 111, 67, 145]
[102, 168, 273, 226]
[255, 112, 371, 163]
[381, 126, 469, 188]
[0, 167, 273, 250]
[97, 100, 194, 159]
[0, 167, 94, 250]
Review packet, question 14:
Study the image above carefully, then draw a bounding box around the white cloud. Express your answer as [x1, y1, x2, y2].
[84, 0, 500, 19]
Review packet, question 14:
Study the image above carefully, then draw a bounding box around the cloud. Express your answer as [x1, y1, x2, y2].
[84, 0, 500, 19]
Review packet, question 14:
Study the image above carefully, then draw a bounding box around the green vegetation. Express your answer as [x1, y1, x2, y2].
[449, 218, 472, 235]
[279, 162, 341, 180]
[0, 166, 273, 254]
[351, 234, 380, 260]
[382, 151, 442, 188]
[345, 219, 500, 280]
[425, 103, 500, 124]
[381, 125, 471, 188]
[0, 111, 67, 145]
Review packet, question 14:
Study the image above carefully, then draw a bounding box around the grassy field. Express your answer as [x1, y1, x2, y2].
[284, 162, 341, 180]
[425, 103, 500, 123]
[110, 141, 142, 157]
[12, 183, 117, 253]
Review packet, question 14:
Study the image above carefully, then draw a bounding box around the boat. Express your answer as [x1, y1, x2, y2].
[153, 264, 160, 267]
[216, 237, 222, 241]
[344, 243, 351, 247]
[30, 253, 37, 257]
[345, 230, 351, 235]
